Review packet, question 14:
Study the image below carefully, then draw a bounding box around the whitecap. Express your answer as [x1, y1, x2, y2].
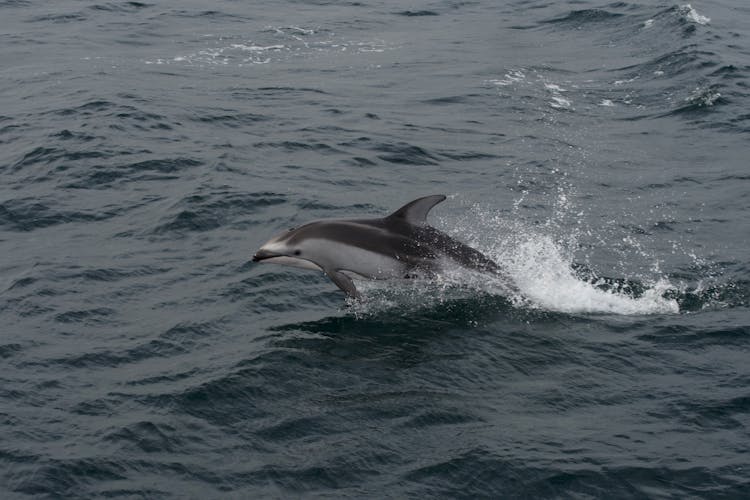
[680, 4, 710, 25]
[544, 83, 566, 92]
[487, 69, 526, 87]
[549, 95, 572, 109]
[686, 87, 721, 106]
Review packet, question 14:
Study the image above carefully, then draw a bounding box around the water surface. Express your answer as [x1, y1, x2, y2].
[1, 1, 749, 497]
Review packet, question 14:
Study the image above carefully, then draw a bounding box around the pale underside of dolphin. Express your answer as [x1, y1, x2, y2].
[252, 195, 504, 299]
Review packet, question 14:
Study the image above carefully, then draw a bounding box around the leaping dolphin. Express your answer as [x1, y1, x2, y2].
[252, 195, 505, 299]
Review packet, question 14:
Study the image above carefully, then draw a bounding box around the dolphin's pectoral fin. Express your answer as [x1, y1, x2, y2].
[325, 269, 361, 299]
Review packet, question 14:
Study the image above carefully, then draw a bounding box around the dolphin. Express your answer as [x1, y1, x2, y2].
[252, 195, 505, 299]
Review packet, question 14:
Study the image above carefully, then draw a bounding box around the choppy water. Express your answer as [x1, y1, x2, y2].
[2, 0, 749, 497]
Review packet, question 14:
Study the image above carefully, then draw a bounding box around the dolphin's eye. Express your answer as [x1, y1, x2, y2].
[294, 250, 301, 256]
[288, 227, 296, 232]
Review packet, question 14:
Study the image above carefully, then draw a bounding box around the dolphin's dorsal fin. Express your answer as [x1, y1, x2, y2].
[386, 195, 446, 225]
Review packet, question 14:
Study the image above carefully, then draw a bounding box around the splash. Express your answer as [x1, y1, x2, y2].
[679, 4, 710, 25]
[456, 203, 681, 315]
[685, 86, 721, 107]
[485, 69, 526, 87]
[494, 231, 679, 315]
[347, 208, 680, 317]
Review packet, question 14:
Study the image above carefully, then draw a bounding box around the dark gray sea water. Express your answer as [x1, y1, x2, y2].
[2, 0, 749, 497]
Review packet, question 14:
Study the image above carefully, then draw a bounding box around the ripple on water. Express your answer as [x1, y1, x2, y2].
[0, 198, 118, 231]
[152, 190, 287, 234]
[542, 8, 625, 28]
[11, 146, 113, 172]
[63, 157, 202, 189]
[88, 2, 152, 13]
[104, 420, 183, 454]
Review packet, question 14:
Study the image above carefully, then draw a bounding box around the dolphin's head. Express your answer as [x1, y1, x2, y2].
[252, 224, 324, 272]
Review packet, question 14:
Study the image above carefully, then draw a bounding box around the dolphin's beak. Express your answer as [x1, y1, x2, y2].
[252, 248, 278, 262]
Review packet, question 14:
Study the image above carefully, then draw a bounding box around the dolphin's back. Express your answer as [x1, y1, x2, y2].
[289, 218, 434, 266]
[374, 216, 501, 274]
[410, 224, 501, 273]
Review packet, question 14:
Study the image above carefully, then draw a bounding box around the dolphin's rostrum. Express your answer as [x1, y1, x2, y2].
[253, 195, 504, 299]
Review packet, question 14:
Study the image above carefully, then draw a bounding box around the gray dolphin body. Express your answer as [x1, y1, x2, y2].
[252, 195, 503, 299]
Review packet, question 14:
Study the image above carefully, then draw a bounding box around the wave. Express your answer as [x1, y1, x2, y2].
[542, 8, 625, 28]
[152, 190, 287, 235]
[491, 2, 746, 130]
[89, 2, 151, 13]
[0, 197, 120, 231]
[540, 4, 710, 35]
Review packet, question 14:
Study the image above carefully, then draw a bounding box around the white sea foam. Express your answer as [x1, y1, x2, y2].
[686, 86, 721, 106]
[230, 43, 285, 52]
[544, 81, 572, 109]
[680, 4, 710, 25]
[549, 95, 572, 109]
[544, 83, 566, 93]
[487, 70, 580, 111]
[486, 69, 526, 87]
[144, 28, 392, 67]
[145, 43, 283, 66]
[614, 76, 639, 86]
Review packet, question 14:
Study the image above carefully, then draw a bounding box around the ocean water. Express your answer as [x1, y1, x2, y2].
[1, 0, 749, 497]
